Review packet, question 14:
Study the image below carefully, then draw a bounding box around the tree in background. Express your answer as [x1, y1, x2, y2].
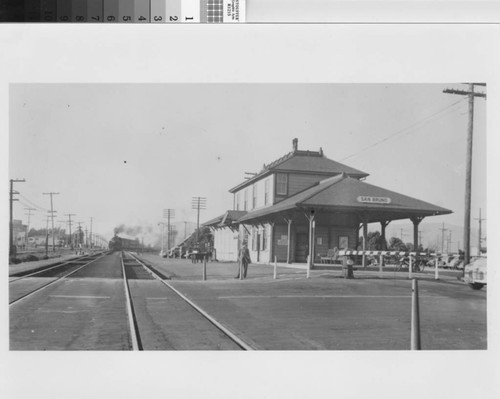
[184, 227, 213, 252]
[388, 237, 408, 252]
[366, 231, 387, 250]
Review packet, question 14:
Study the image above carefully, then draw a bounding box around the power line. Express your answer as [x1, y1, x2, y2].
[191, 197, 207, 244]
[43, 192, 60, 252]
[18, 193, 50, 212]
[65, 213, 76, 249]
[340, 98, 466, 162]
[163, 209, 175, 250]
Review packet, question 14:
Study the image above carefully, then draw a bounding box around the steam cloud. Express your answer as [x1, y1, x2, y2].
[113, 224, 161, 247]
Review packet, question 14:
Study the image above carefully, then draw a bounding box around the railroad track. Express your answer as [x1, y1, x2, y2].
[10, 251, 255, 350]
[122, 251, 255, 350]
[9, 252, 108, 305]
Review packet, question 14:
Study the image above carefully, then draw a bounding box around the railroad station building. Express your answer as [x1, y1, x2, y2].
[203, 139, 451, 267]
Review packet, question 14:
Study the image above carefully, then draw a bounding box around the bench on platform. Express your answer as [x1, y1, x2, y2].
[320, 248, 342, 265]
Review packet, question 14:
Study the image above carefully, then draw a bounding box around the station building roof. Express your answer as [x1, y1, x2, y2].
[237, 173, 452, 224]
[203, 210, 248, 229]
[229, 145, 369, 193]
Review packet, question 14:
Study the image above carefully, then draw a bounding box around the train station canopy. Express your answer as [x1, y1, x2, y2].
[237, 173, 452, 225]
[203, 210, 248, 230]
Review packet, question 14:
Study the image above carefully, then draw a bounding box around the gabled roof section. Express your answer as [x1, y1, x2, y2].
[237, 174, 452, 223]
[202, 213, 225, 228]
[203, 210, 248, 228]
[229, 145, 369, 193]
[221, 210, 248, 226]
[273, 151, 368, 177]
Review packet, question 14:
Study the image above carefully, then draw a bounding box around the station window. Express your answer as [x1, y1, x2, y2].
[276, 173, 288, 195]
[244, 189, 248, 211]
[262, 226, 267, 251]
[252, 228, 257, 251]
[264, 179, 270, 205]
[236, 193, 240, 210]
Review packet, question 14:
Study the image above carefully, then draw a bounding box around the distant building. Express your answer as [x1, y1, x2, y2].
[204, 139, 451, 266]
[12, 219, 27, 248]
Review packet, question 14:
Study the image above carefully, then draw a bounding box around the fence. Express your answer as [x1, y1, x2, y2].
[335, 250, 474, 280]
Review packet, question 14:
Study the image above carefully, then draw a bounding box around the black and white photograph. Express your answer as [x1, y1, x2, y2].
[8, 83, 487, 351]
[1, 20, 499, 399]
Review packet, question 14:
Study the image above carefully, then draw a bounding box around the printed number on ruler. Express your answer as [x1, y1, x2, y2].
[134, 0, 150, 22]
[182, 0, 200, 22]
[87, 0, 103, 22]
[150, 0, 165, 23]
[166, 0, 180, 22]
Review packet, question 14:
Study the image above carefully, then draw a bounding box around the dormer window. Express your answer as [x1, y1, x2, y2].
[276, 173, 288, 195]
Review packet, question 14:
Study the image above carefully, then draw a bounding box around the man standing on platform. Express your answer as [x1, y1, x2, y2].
[236, 242, 251, 279]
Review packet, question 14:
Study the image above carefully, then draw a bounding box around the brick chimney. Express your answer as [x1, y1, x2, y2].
[292, 138, 298, 152]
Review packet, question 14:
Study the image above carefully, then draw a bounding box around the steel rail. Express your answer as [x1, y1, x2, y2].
[120, 252, 141, 351]
[126, 252, 257, 350]
[9, 252, 109, 306]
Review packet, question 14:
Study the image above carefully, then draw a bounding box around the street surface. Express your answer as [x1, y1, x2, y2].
[139, 255, 487, 350]
[10, 252, 131, 350]
[9, 252, 486, 350]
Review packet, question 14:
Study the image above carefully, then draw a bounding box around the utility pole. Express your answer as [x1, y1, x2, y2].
[43, 192, 60, 252]
[170, 225, 177, 247]
[9, 178, 25, 258]
[443, 83, 486, 270]
[24, 207, 36, 249]
[191, 197, 207, 245]
[158, 222, 166, 255]
[65, 213, 75, 249]
[44, 215, 50, 257]
[474, 208, 486, 256]
[57, 220, 67, 247]
[76, 222, 83, 251]
[447, 230, 452, 254]
[163, 209, 175, 251]
[89, 217, 93, 249]
[439, 223, 448, 253]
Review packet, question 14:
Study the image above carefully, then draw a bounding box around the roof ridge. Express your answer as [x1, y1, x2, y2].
[263, 149, 324, 171]
[262, 150, 294, 171]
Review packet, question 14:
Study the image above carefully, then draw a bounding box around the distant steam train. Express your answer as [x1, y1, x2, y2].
[108, 235, 123, 251]
[108, 235, 142, 252]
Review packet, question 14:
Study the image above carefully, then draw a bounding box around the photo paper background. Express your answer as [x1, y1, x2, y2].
[1, 21, 499, 399]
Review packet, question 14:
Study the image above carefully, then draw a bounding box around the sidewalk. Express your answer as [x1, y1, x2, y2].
[134, 254, 463, 284]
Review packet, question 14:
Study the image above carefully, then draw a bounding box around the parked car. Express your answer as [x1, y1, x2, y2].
[167, 246, 186, 258]
[464, 257, 487, 290]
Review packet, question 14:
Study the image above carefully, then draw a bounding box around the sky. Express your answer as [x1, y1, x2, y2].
[9, 83, 486, 246]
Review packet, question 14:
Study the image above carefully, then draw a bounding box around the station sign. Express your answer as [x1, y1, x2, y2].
[357, 196, 392, 204]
